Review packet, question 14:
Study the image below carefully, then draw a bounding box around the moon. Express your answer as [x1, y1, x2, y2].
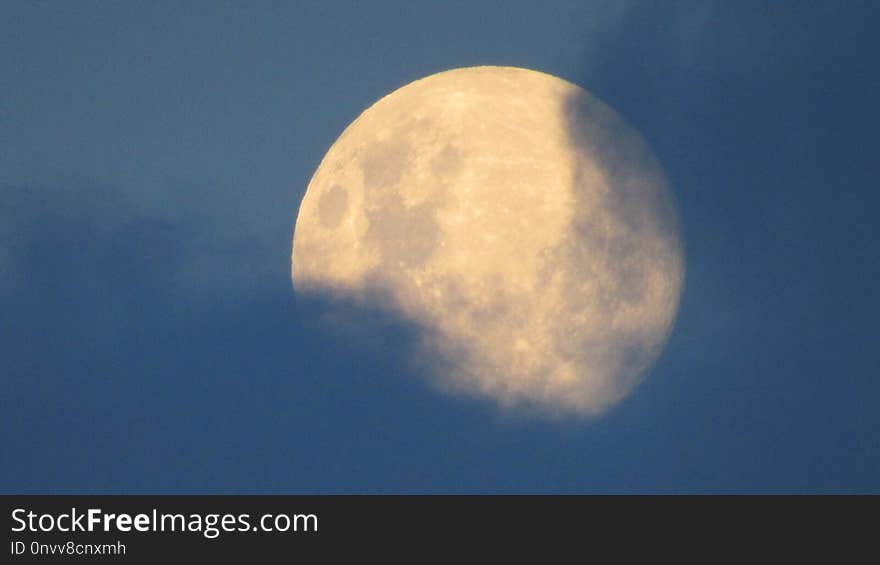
[292, 66, 684, 416]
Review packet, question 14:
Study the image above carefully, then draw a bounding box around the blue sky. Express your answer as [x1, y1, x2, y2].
[2, 1, 878, 492]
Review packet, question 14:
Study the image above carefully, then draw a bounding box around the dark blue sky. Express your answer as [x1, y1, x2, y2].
[2, 1, 878, 493]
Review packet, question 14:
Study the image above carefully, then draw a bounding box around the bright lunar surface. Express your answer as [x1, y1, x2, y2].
[292, 66, 684, 416]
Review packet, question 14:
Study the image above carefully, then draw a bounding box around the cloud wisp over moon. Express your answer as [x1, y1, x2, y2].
[292, 66, 684, 417]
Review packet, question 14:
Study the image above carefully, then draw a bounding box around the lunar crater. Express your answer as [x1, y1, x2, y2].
[317, 185, 349, 228]
[364, 190, 442, 270]
[360, 138, 411, 190]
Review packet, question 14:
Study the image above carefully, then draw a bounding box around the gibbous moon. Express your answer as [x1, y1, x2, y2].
[292, 66, 683, 416]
